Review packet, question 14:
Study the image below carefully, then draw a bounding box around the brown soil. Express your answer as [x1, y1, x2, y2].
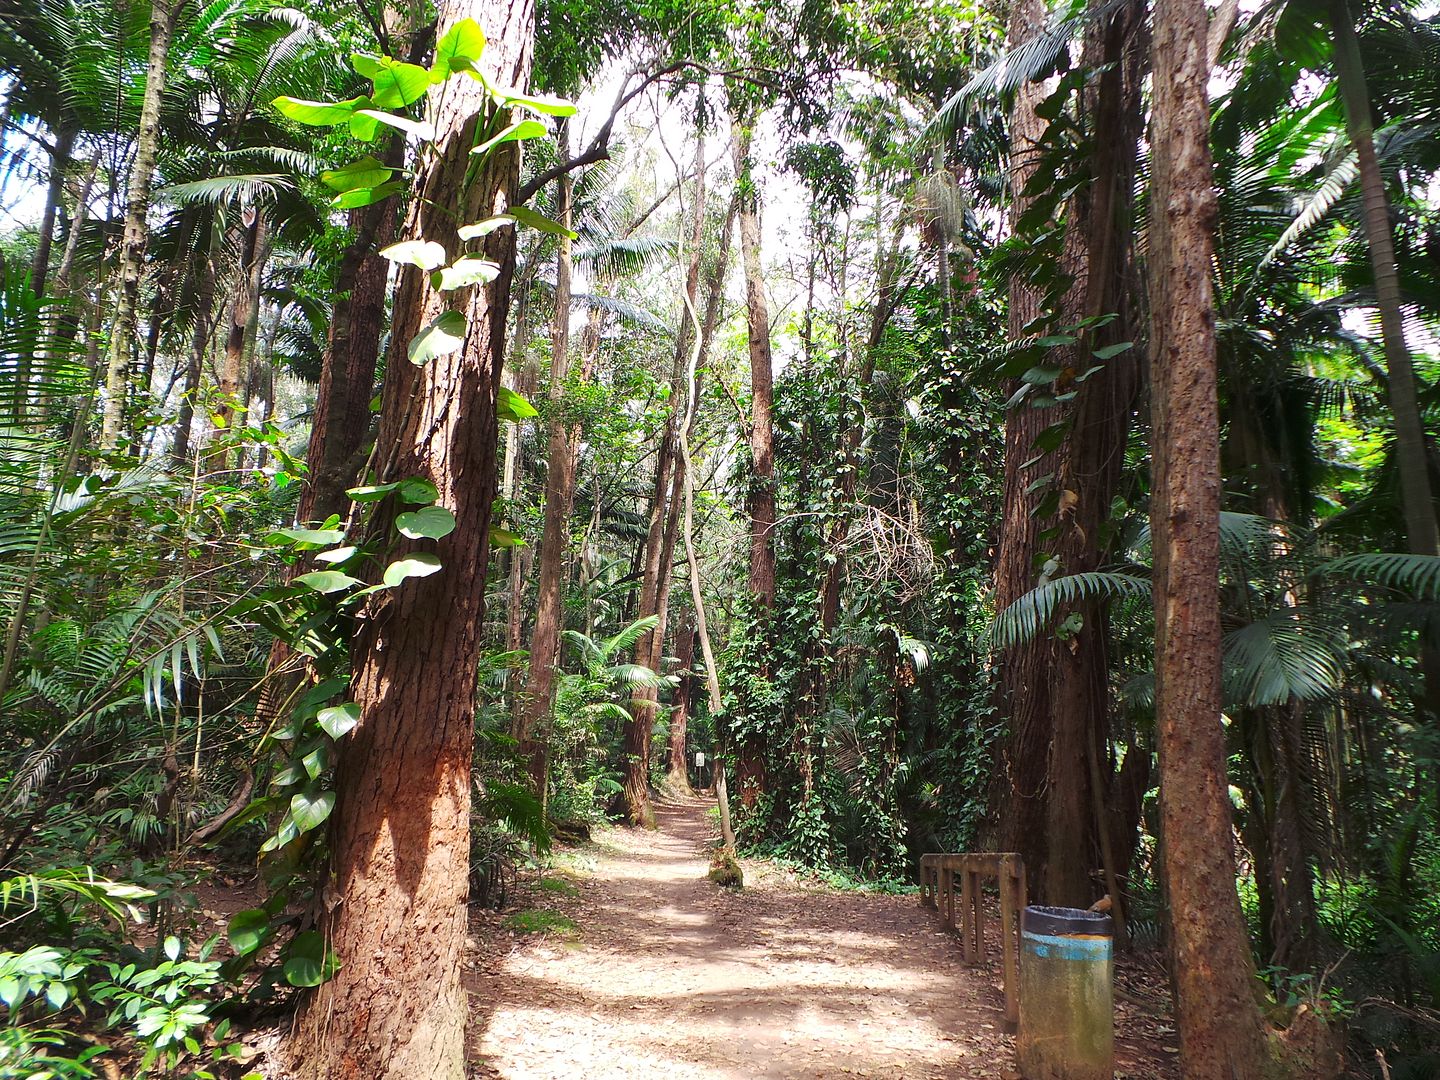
[466, 796, 1180, 1079]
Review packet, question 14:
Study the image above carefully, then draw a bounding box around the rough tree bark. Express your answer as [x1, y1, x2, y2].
[1148, 0, 1276, 1075]
[99, 0, 177, 451]
[30, 126, 74, 299]
[992, 0, 1145, 907]
[288, 0, 533, 1073]
[211, 209, 266, 463]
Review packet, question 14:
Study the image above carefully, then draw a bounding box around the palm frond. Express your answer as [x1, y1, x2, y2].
[990, 571, 1151, 650]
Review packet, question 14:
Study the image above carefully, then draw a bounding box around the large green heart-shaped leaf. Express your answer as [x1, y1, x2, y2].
[356, 109, 436, 141]
[282, 931, 339, 987]
[320, 156, 393, 193]
[507, 205, 577, 239]
[432, 18, 486, 81]
[383, 553, 443, 587]
[354, 56, 432, 108]
[457, 215, 517, 240]
[433, 258, 500, 291]
[333, 180, 402, 209]
[227, 909, 270, 957]
[497, 386, 538, 421]
[294, 571, 362, 594]
[408, 311, 467, 365]
[381, 240, 448, 271]
[396, 506, 456, 540]
[317, 703, 361, 739]
[470, 119, 549, 159]
[272, 95, 367, 125]
[290, 788, 335, 833]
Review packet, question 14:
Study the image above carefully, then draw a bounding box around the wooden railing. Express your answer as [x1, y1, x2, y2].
[919, 852, 1027, 1029]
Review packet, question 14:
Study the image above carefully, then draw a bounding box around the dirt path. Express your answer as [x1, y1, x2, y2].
[466, 796, 1176, 1079]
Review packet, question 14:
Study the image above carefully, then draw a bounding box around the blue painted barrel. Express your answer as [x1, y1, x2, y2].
[1016, 906, 1114, 1080]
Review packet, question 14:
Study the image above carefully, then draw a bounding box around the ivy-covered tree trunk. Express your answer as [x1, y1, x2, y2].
[99, 0, 177, 451]
[1148, 0, 1274, 1074]
[288, 0, 533, 1074]
[992, 0, 1144, 907]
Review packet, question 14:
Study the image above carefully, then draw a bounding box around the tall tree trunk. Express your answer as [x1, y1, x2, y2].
[992, 0, 1144, 907]
[733, 125, 776, 610]
[621, 133, 707, 826]
[299, 141, 405, 525]
[212, 209, 266, 461]
[667, 612, 695, 791]
[731, 117, 776, 807]
[1148, 0, 1274, 1074]
[99, 0, 177, 451]
[30, 126, 75, 299]
[1327, 0, 1437, 557]
[517, 123, 575, 791]
[288, 0, 533, 1072]
[172, 234, 219, 467]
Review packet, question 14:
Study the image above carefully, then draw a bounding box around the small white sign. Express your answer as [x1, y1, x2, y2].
[694, 752, 706, 768]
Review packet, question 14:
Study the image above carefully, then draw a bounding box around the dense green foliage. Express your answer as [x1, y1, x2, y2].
[0, 0, 1438, 1074]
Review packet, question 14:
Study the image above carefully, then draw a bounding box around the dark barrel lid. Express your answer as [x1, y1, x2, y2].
[1023, 905, 1114, 937]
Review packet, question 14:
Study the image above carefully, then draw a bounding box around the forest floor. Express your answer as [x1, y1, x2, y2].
[465, 795, 1182, 1079]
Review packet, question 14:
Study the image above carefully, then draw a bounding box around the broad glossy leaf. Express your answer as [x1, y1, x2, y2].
[364, 58, 432, 108]
[458, 215, 516, 240]
[433, 257, 500, 291]
[489, 526, 525, 548]
[317, 703, 361, 739]
[507, 205, 577, 239]
[227, 909, 270, 956]
[380, 239, 448, 271]
[320, 156, 392, 193]
[470, 119, 548, 158]
[272, 95, 367, 125]
[490, 85, 576, 116]
[333, 180, 402, 209]
[290, 788, 335, 832]
[355, 109, 436, 141]
[396, 505, 456, 540]
[432, 18, 486, 81]
[407, 311, 467, 365]
[497, 385, 538, 421]
[399, 478, 439, 504]
[283, 931, 338, 987]
[314, 545, 359, 564]
[265, 526, 345, 547]
[294, 571, 362, 594]
[383, 552, 443, 587]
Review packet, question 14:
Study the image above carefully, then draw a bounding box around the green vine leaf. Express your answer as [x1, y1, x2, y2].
[407, 311, 467, 365]
[290, 788, 335, 833]
[431, 18, 486, 82]
[319, 156, 393, 193]
[383, 553, 443, 586]
[293, 571, 363, 594]
[396, 506, 457, 540]
[227, 910, 270, 957]
[497, 385, 538, 421]
[317, 703, 361, 739]
[433, 258, 500, 291]
[381, 240, 448, 271]
[470, 119, 549, 158]
[356, 109, 436, 141]
[333, 180, 402, 209]
[458, 215, 517, 240]
[272, 95, 368, 125]
[506, 204, 577, 239]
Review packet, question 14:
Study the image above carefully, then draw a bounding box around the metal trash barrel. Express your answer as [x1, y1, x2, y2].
[1016, 905, 1114, 1080]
